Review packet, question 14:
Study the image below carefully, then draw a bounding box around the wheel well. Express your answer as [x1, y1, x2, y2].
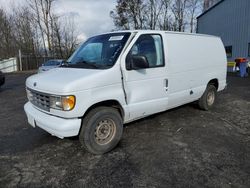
[208, 79, 219, 90]
[83, 100, 124, 120]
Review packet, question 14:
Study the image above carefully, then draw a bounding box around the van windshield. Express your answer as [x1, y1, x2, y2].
[65, 32, 131, 69]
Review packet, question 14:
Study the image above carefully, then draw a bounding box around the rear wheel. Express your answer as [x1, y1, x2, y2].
[198, 84, 217, 111]
[79, 107, 123, 154]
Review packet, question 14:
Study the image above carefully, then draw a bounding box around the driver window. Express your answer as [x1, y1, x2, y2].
[126, 34, 164, 69]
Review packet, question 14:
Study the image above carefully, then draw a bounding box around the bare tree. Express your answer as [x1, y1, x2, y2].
[27, 0, 55, 56]
[111, 0, 204, 32]
[0, 8, 16, 58]
[146, 0, 164, 29]
[51, 15, 78, 58]
[27, 0, 78, 58]
[110, 0, 146, 29]
[12, 6, 37, 54]
[0, 1, 78, 60]
[187, 0, 203, 33]
[158, 0, 173, 30]
[171, 0, 189, 32]
[110, 0, 131, 29]
[203, 0, 219, 11]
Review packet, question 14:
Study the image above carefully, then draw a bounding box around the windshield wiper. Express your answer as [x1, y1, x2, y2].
[60, 60, 102, 69]
[77, 61, 99, 68]
[60, 61, 70, 67]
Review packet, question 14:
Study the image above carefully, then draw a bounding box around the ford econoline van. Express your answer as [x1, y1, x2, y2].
[24, 30, 227, 154]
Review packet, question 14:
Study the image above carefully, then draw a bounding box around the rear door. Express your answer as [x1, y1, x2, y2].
[120, 33, 168, 121]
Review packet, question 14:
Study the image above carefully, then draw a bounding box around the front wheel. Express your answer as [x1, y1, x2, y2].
[79, 107, 123, 154]
[198, 84, 217, 111]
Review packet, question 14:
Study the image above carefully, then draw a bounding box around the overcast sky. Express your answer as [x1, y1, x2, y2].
[0, 0, 117, 41]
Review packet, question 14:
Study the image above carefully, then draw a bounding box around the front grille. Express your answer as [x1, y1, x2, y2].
[27, 88, 50, 111]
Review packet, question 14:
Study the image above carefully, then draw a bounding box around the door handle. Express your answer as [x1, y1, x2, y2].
[165, 79, 168, 87]
[164, 79, 168, 92]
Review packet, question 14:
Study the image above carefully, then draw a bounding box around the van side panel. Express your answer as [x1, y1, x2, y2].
[165, 33, 227, 109]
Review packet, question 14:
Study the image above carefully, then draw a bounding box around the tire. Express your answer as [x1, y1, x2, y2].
[198, 84, 217, 111]
[79, 107, 123, 154]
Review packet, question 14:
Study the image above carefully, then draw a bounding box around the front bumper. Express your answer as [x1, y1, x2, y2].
[24, 102, 81, 138]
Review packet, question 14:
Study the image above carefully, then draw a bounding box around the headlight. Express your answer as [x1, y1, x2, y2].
[50, 95, 75, 111]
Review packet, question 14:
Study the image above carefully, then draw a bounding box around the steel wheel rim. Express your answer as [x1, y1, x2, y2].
[207, 90, 215, 106]
[94, 118, 116, 145]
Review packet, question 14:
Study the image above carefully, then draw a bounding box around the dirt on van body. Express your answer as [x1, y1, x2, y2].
[0, 72, 249, 188]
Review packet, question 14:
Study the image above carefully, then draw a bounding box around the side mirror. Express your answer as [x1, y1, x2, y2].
[128, 55, 149, 70]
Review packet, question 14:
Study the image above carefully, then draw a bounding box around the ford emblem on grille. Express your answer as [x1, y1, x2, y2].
[33, 82, 37, 87]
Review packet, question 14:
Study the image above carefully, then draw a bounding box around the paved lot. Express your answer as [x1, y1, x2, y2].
[0, 72, 250, 188]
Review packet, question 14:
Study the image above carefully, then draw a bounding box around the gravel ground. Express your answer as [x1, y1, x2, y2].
[0, 72, 249, 188]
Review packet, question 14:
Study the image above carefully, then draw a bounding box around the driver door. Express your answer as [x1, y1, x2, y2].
[121, 33, 168, 121]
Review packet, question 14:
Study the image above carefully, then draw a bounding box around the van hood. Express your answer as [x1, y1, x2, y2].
[26, 68, 119, 94]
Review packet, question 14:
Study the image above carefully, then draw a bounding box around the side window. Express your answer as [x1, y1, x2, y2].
[126, 34, 164, 69]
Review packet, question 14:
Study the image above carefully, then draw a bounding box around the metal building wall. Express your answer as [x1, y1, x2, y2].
[197, 0, 250, 61]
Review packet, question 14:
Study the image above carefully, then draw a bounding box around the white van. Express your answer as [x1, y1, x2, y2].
[24, 30, 227, 154]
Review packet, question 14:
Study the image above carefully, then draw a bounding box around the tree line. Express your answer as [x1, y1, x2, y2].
[0, 0, 206, 60]
[110, 0, 203, 32]
[0, 0, 78, 60]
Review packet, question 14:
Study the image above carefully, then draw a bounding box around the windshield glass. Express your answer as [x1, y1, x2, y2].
[66, 32, 131, 69]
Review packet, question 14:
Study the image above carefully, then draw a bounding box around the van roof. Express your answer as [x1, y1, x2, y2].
[106, 30, 219, 39]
